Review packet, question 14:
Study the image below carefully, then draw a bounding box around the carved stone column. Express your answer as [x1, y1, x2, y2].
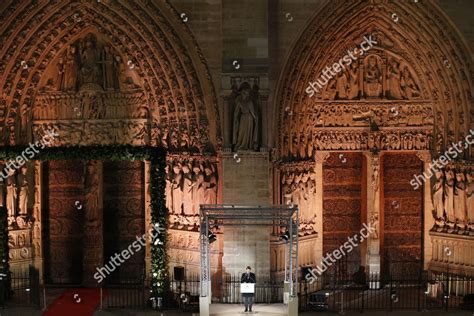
[417, 151, 434, 269]
[32, 161, 43, 284]
[314, 152, 329, 266]
[363, 152, 381, 280]
[144, 161, 152, 284]
[83, 161, 103, 286]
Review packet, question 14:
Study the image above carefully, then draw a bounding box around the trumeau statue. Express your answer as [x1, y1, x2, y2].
[232, 82, 259, 151]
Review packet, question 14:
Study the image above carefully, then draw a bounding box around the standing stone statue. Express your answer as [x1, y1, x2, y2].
[433, 170, 445, 219]
[232, 82, 258, 151]
[466, 172, 474, 223]
[444, 168, 455, 222]
[454, 170, 467, 223]
[18, 166, 28, 216]
[6, 169, 17, 217]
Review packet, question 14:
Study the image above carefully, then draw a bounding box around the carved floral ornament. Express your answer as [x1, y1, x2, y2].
[275, 0, 473, 161]
[0, 0, 220, 151]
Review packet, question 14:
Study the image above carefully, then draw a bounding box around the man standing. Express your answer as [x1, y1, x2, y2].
[241, 266, 256, 313]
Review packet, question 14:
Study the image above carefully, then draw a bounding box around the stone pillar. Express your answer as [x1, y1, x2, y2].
[83, 161, 103, 286]
[32, 161, 43, 284]
[314, 152, 329, 267]
[416, 151, 434, 270]
[221, 151, 271, 280]
[363, 152, 381, 282]
[144, 161, 152, 284]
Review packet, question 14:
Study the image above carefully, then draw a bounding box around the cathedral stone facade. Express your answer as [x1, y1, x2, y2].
[0, 0, 473, 292]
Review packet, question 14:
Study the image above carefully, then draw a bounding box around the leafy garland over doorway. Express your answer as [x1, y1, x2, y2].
[0, 145, 168, 301]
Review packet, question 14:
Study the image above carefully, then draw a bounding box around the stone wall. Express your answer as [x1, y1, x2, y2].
[221, 151, 271, 279]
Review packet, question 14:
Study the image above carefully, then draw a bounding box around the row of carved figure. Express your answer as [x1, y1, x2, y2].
[283, 130, 432, 159]
[432, 167, 474, 232]
[0, 166, 29, 218]
[281, 169, 318, 235]
[165, 158, 218, 229]
[293, 103, 434, 128]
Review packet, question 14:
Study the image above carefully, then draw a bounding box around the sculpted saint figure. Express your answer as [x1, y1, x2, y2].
[387, 59, 403, 99]
[454, 171, 467, 223]
[232, 82, 258, 151]
[444, 168, 455, 222]
[80, 35, 100, 87]
[6, 169, 16, 217]
[433, 170, 445, 219]
[364, 56, 383, 98]
[466, 172, 474, 223]
[18, 167, 28, 216]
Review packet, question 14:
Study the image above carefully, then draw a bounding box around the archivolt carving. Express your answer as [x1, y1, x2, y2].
[275, 0, 473, 160]
[0, 0, 220, 150]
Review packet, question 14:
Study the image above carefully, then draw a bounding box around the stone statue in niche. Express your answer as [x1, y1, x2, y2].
[232, 82, 259, 151]
[17, 166, 28, 216]
[364, 55, 383, 98]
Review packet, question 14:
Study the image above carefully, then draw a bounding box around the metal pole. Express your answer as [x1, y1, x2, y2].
[100, 287, 103, 310]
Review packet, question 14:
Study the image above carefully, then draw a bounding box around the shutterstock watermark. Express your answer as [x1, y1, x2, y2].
[0, 129, 58, 179]
[94, 223, 165, 283]
[306, 35, 377, 98]
[410, 129, 474, 190]
[304, 222, 376, 284]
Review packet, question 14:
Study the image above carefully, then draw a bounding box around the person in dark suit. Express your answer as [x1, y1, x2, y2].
[241, 266, 256, 312]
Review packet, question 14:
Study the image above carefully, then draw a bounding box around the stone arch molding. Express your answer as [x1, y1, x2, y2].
[0, 0, 221, 153]
[275, 0, 473, 161]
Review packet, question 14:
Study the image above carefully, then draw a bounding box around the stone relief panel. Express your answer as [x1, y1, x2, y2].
[279, 163, 317, 236]
[31, 32, 150, 147]
[431, 162, 474, 235]
[166, 156, 218, 231]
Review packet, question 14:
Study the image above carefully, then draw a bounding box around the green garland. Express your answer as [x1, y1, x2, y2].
[0, 145, 168, 301]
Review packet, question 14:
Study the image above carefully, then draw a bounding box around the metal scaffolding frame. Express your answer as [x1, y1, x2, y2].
[199, 204, 299, 299]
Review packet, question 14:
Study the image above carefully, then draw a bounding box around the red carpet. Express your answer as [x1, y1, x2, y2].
[43, 288, 102, 316]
